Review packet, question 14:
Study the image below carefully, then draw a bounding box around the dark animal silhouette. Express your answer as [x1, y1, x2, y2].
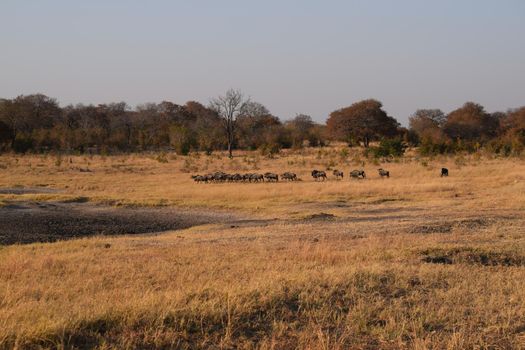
[378, 168, 390, 178]
[264, 172, 279, 182]
[231, 173, 243, 182]
[333, 169, 344, 180]
[191, 175, 207, 183]
[441, 168, 449, 177]
[281, 172, 297, 181]
[250, 173, 264, 182]
[311, 170, 327, 181]
[191, 171, 297, 184]
[350, 170, 366, 179]
[212, 172, 228, 182]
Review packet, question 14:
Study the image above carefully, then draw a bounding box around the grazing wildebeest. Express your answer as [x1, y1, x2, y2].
[441, 168, 449, 177]
[350, 170, 366, 179]
[281, 172, 297, 181]
[333, 169, 344, 180]
[378, 168, 390, 178]
[231, 173, 243, 182]
[191, 175, 207, 183]
[212, 171, 228, 182]
[250, 173, 264, 182]
[311, 170, 327, 181]
[264, 172, 279, 182]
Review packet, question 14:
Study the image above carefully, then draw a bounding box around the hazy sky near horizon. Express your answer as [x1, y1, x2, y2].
[1, 1, 524, 125]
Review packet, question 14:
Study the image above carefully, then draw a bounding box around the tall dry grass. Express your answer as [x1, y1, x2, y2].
[1, 148, 523, 214]
[1, 216, 525, 349]
[0, 148, 524, 349]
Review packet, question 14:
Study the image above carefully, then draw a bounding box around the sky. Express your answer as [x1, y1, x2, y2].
[1, 0, 524, 125]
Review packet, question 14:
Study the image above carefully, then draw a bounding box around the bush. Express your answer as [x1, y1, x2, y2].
[368, 139, 407, 158]
[54, 154, 63, 167]
[486, 138, 524, 157]
[155, 152, 169, 163]
[339, 148, 349, 161]
[418, 140, 455, 156]
[259, 143, 280, 158]
[13, 135, 34, 153]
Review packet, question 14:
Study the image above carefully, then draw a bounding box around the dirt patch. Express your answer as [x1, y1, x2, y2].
[304, 212, 336, 221]
[410, 223, 453, 234]
[298, 201, 350, 210]
[61, 196, 90, 203]
[421, 247, 525, 267]
[410, 217, 494, 234]
[0, 187, 62, 195]
[0, 201, 241, 245]
[368, 198, 405, 205]
[222, 219, 278, 229]
[454, 218, 493, 230]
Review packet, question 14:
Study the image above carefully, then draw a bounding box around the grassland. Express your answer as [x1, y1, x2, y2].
[0, 147, 524, 349]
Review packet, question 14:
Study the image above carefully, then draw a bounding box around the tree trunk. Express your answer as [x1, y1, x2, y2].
[228, 141, 233, 159]
[227, 120, 234, 158]
[10, 129, 17, 150]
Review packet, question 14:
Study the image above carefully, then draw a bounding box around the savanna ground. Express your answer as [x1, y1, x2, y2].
[0, 147, 524, 349]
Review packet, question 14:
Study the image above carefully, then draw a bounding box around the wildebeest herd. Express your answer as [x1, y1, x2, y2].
[191, 171, 288, 183]
[192, 167, 449, 183]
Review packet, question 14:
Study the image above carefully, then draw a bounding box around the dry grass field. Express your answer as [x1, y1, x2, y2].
[0, 147, 524, 349]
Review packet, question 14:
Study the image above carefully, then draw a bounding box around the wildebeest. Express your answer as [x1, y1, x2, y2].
[281, 172, 297, 181]
[441, 168, 449, 177]
[264, 172, 279, 182]
[311, 170, 327, 181]
[250, 173, 264, 182]
[350, 169, 366, 179]
[212, 171, 228, 182]
[333, 169, 344, 180]
[191, 175, 207, 183]
[230, 173, 243, 182]
[378, 168, 390, 178]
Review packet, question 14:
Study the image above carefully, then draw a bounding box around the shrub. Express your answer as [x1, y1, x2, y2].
[259, 143, 280, 158]
[339, 148, 349, 162]
[418, 139, 455, 156]
[368, 139, 407, 158]
[54, 154, 62, 167]
[13, 135, 34, 153]
[155, 152, 168, 163]
[454, 155, 467, 168]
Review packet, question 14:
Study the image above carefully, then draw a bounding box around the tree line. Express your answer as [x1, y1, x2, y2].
[0, 90, 523, 156]
[326, 99, 524, 156]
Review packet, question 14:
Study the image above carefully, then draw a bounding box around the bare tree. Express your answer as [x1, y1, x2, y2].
[210, 89, 249, 158]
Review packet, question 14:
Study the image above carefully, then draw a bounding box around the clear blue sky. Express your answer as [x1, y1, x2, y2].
[1, 0, 524, 125]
